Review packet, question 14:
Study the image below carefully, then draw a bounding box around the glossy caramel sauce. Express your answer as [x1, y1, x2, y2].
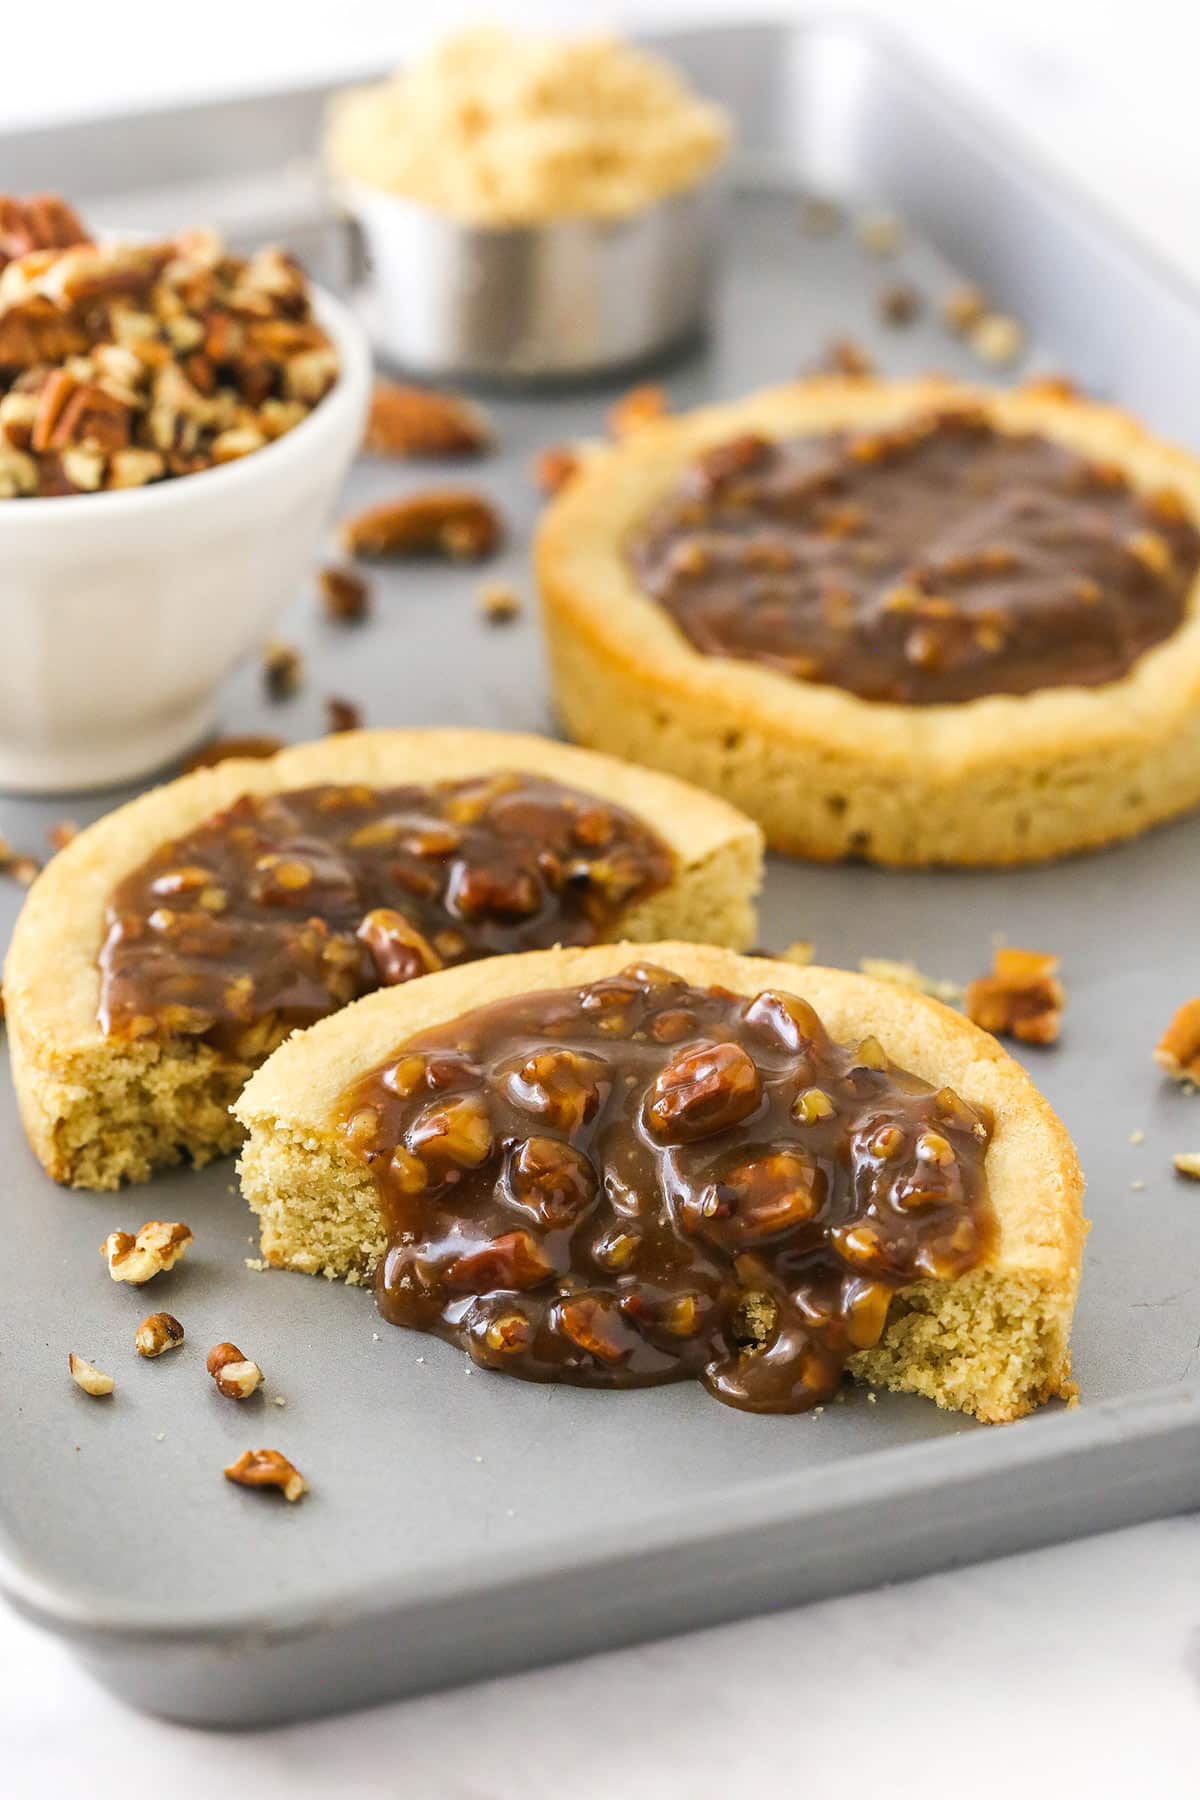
[98, 774, 673, 1056]
[627, 410, 1200, 704]
[335, 963, 994, 1413]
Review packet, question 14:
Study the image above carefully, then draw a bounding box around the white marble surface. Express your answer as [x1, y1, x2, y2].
[4, 3, 1200, 1792]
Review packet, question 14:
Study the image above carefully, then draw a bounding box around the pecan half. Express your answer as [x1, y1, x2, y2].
[365, 380, 490, 457]
[339, 489, 503, 561]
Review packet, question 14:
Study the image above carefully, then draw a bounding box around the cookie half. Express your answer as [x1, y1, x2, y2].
[236, 941, 1085, 1422]
[537, 375, 1200, 864]
[4, 729, 762, 1189]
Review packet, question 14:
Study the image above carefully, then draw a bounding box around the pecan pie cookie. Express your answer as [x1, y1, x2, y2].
[4, 730, 762, 1190]
[236, 941, 1085, 1423]
[536, 375, 1200, 864]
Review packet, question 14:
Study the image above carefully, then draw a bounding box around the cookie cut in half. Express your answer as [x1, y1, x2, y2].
[537, 375, 1200, 864]
[4, 730, 762, 1190]
[236, 941, 1085, 1423]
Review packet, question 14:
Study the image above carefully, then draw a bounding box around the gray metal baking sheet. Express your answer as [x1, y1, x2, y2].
[2, 18, 1199, 1728]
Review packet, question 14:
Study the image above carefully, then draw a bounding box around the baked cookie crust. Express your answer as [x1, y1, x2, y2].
[236, 940, 1086, 1423]
[536, 375, 1200, 865]
[4, 729, 762, 1190]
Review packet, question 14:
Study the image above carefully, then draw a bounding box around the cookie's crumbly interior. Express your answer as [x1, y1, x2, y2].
[238, 1122, 1074, 1423]
[11, 836, 758, 1191]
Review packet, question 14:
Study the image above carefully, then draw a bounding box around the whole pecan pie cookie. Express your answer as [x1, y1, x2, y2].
[3, 729, 762, 1189]
[236, 940, 1085, 1423]
[536, 375, 1200, 864]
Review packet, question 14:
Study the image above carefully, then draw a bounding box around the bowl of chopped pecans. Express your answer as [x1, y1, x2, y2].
[0, 196, 371, 793]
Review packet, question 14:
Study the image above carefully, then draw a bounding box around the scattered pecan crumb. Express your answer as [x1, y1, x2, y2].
[46, 820, 78, 852]
[780, 940, 815, 967]
[101, 1219, 192, 1285]
[262, 639, 304, 701]
[340, 489, 502, 560]
[878, 282, 922, 327]
[533, 443, 581, 496]
[477, 581, 521, 625]
[364, 380, 490, 458]
[855, 210, 904, 255]
[135, 1311, 184, 1358]
[325, 695, 362, 734]
[207, 1341, 264, 1399]
[319, 564, 370, 624]
[942, 284, 987, 334]
[1173, 1153, 1200, 1180]
[1155, 998, 1200, 1084]
[970, 313, 1024, 366]
[813, 337, 875, 379]
[859, 956, 963, 1005]
[181, 734, 285, 772]
[0, 833, 40, 885]
[964, 947, 1064, 1045]
[607, 384, 667, 440]
[69, 1353, 114, 1396]
[224, 1447, 308, 1502]
[797, 194, 843, 236]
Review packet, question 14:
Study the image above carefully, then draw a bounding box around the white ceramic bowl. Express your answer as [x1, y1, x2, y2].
[0, 287, 372, 794]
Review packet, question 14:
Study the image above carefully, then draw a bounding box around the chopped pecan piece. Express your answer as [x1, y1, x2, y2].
[181, 734, 285, 773]
[325, 695, 363, 734]
[813, 337, 875, 378]
[942, 284, 987, 334]
[224, 1447, 308, 1502]
[46, 819, 78, 852]
[1155, 998, 1200, 1084]
[0, 832, 40, 885]
[970, 314, 1025, 366]
[262, 639, 303, 702]
[364, 380, 490, 457]
[878, 282, 922, 326]
[319, 565, 370, 623]
[855, 210, 904, 255]
[964, 947, 1063, 1046]
[68, 1352, 114, 1396]
[339, 489, 502, 561]
[532, 443, 581, 495]
[477, 581, 521, 624]
[101, 1219, 193, 1284]
[607, 384, 667, 440]
[207, 1341, 264, 1399]
[135, 1311, 185, 1357]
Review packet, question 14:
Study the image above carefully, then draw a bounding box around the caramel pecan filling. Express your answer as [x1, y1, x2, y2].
[335, 964, 993, 1413]
[97, 776, 673, 1057]
[626, 409, 1200, 704]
